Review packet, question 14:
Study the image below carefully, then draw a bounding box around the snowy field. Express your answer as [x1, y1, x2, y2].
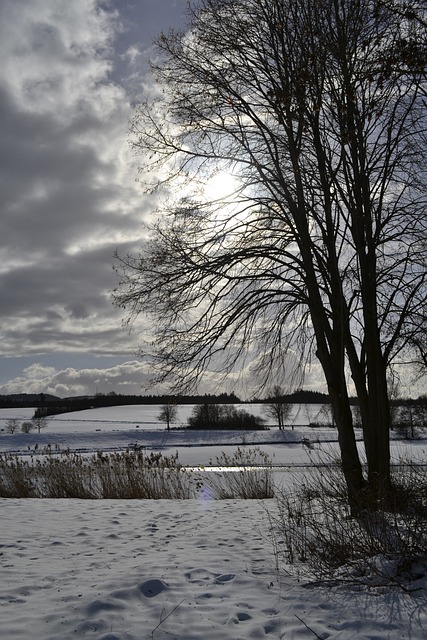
[0, 403, 425, 467]
[1, 404, 427, 639]
[0, 403, 343, 467]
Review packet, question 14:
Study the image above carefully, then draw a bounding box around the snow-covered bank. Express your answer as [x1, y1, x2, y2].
[2, 498, 427, 640]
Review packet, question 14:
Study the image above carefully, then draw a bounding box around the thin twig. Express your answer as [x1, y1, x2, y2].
[295, 614, 324, 640]
[151, 599, 184, 639]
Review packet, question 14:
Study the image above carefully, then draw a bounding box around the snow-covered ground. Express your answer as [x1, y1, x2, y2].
[1, 403, 425, 466]
[1, 405, 427, 639]
[3, 497, 427, 640]
[0, 404, 342, 467]
[0, 402, 333, 434]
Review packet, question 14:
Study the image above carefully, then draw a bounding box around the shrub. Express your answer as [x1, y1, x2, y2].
[21, 421, 34, 433]
[93, 450, 192, 499]
[269, 455, 427, 588]
[0, 454, 37, 498]
[0, 446, 274, 500]
[187, 403, 265, 430]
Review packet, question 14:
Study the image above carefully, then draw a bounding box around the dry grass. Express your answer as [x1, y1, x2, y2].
[205, 447, 274, 499]
[0, 446, 274, 500]
[0, 448, 194, 499]
[270, 456, 427, 587]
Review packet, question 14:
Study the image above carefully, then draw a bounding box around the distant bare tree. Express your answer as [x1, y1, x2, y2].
[395, 402, 427, 439]
[265, 386, 292, 430]
[157, 403, 179, 431]
[32, 415, 49, 434]
[5, 418, 19, 434]
[187, 403, 222, 429]
[187, 403, 264, 429]
[387, 375, 401, 429]
[316, 403, 335, 428]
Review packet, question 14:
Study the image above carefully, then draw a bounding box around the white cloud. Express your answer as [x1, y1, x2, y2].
[0, 1, 116, 117]
[121, 45, 142, 66]
[0, 0, 331, 400]
[0, 361, 155, 397]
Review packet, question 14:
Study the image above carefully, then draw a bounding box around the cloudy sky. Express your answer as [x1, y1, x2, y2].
[1, 0, 423, 402]
[0, 0, 192, 397]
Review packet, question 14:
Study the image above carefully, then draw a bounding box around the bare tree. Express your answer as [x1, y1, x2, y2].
[387, 375, 401, 429]
[157, 403, 179, 431]
[316, 403, 335, 428]
[114, 0, 426, 510]
[32, 415, 49, 434]
[5, 418, 19, 434]
[394, 401, 427, 439]
[265, 386, 292, 430]
[377, 0, 427, 28]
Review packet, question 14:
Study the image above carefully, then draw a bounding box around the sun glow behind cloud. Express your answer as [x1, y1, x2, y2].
[203, 170, 240, 203]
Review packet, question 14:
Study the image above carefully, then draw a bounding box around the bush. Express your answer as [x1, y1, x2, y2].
[269, 457, 427, 588]
[187, 403, 265, 429]
[21, 421, 34, 433]
[204, 447, 274, 499]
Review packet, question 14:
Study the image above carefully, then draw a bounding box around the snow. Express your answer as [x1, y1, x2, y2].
[0, 402, 334, 434]
[1, 405, 427, 639]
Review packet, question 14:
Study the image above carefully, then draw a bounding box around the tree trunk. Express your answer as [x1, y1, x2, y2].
[364, 341, 391, 498]
[317, 343, 366, 514]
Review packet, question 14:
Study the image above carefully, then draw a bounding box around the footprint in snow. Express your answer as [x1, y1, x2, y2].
[214, 574, 235, 584]
[138, 578, 168, 597]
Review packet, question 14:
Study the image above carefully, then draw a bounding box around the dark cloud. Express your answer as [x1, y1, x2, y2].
[0, 0, 163, 391]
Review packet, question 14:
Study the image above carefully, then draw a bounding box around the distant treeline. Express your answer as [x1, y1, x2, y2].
[1, 390, 329, 416]
[3, 392, 240, 416]
[3, 390, 425, 418]
[254, 390, 330, 404]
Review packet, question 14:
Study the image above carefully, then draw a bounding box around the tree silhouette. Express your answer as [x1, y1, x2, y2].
[157, 403, 179, 431]
[114, 0, 426, 511]
[265, 386, 292, 430]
